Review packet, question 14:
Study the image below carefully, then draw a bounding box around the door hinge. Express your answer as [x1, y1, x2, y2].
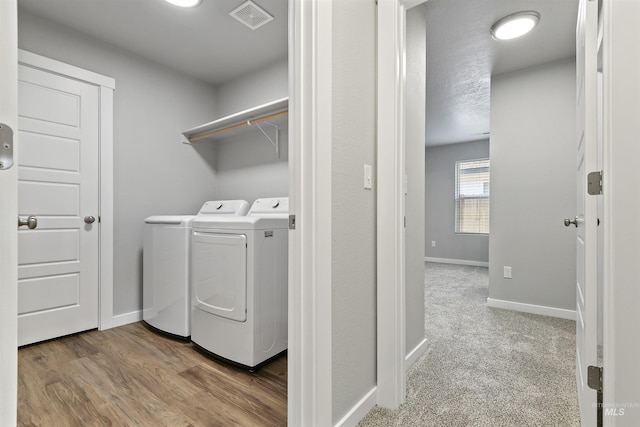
[588, 365, 604, 427]
[588, 171, 603, 195]
[289, 214, 296, 230]
[587, 365, 603, 392]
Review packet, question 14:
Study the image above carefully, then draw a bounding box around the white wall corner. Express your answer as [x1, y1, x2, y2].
[424, 257, 489, 268]
[334, 387, 377, 427]
[486, 298, 576, 321]
[405, 338, 428, 372]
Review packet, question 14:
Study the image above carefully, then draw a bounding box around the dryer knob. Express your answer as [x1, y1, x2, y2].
[272, 200, 280, 208]
[216, 202, 223, 210]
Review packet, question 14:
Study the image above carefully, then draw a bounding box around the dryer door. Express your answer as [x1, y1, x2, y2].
[192, 232, 247, 322]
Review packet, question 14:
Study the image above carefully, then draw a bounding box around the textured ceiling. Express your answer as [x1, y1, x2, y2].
[423, 0, 578, 146]
[18, 0, 577, 146]
[18, 0, 288, 87]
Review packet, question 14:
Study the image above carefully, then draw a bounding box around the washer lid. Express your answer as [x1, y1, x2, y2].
[197, 200, 250, 216]
[145, 215, 197, 226]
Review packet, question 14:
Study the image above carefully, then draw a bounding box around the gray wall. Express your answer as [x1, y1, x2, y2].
[425, 140, 490, 263]
[212, 59, 288, 203]
[18, 12, 221, 316]
[405, 6, 427, 358]
[331, 0, 377, 423]
[489, 58, 576, 311]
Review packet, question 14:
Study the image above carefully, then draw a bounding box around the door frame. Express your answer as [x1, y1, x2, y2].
[18, 50, 115, 331]
[287, 0, 334, 425]
[601, 0, 640, 423]
[0, 1, 19, 424]
[376, 0, 429, 409]
[376, 0, 408, 409]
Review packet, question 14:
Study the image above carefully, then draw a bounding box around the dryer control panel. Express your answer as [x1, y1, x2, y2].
[198, 200, 249, 216]
[248, 197, 289, 215]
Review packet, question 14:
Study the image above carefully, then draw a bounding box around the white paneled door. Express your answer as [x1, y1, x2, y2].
[17, 64, 100, 346]
[575, 0, 599, 425]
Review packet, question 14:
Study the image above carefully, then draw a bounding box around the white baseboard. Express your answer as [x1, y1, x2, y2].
[487, 298, 576, 321]
[405, 338, 428, 371]
[334, 386, 377, 427]
[109, 310, 143, 329]
[424, 257, 489, 267]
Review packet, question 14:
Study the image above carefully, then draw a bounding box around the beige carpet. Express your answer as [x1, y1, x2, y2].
[358, 262, 580, 426]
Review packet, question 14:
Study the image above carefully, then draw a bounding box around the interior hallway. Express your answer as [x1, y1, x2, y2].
[360, 262, 579, 426]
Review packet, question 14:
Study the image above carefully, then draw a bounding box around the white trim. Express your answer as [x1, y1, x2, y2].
[18, 50, 115, 332]
[334, 387, 377, 427]
[288, 0, 333, 425]
[486, 298, 576, 321]
[424, 257, 489, 267]
[99, 86, 115, 330]
[405, 338, 428, 371]
[336, 387, 376, 427]
[601, 1, 616, 422]
[602, 1, 640, 423]
[376, 0, 406, 409]
[18, 50, 115, 89]
[110, 310, 142, 328]
[0, 2, 18, 424]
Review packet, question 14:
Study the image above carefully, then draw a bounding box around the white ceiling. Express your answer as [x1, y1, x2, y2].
[18, 0, 577, 146]
[18, 0, 288, 87]
[423, 0, 578, 146]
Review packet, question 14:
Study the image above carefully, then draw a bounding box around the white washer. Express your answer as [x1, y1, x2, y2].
[191, 197, 289, 370]
[142, 200, 249, 339]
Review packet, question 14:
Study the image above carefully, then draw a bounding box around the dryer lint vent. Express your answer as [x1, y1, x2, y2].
[230, 1, 274, 30]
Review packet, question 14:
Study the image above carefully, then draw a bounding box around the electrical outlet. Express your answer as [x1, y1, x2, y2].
[431, 241, 436, 247]
[504, 266, 512, 279]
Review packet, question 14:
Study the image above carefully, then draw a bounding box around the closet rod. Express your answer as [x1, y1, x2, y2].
[188, 110, 288, 143]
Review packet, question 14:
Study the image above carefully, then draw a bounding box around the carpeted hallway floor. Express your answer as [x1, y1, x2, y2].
[359, 262, 580, 426]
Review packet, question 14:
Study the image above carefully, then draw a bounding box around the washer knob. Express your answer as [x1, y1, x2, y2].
[272, 200, 280, 208]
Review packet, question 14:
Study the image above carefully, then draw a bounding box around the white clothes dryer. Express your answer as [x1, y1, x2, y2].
[142, 200, 249, 339]
[191, 197, 289, 370]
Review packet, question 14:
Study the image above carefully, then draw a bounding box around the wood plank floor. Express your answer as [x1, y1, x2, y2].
[17, 322, 287, 427]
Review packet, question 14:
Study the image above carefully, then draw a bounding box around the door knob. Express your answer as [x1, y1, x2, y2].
[84, 215, 96, 224]
[18, 215, 38, 229]
[564, 217, 578, 228]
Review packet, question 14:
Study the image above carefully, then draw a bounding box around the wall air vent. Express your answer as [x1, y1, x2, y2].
[229, 1, 274, 30]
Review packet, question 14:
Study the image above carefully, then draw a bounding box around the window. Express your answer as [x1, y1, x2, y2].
[455, 159, 490, 234]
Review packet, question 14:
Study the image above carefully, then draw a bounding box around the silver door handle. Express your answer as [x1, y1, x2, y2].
[18, 215, 38, 229]
[84, 215, 96, 224]
[564, 217, 578, 227]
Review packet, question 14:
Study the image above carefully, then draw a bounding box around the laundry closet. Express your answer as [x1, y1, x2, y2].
[15, 0, 289, 349]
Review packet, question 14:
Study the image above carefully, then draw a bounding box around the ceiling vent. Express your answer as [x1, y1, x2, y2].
[230, 1, 274, 30]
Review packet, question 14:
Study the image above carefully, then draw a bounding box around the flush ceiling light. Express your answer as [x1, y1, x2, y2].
[165, 0, 202, 8]
[490, 11, 540, 40]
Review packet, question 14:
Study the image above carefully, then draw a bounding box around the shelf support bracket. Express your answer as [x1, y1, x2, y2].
[251, 120, 279, 157]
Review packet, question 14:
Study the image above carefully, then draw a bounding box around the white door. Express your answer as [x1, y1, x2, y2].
[17, 64, 100, 346]
[0, 0, 19, 424]
[575, 0, 599, 424]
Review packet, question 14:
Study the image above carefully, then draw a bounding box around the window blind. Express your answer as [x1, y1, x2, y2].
[455, 159, 490, 234]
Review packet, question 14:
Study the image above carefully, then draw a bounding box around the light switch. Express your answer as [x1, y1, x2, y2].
[364, 164, 372, 190]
